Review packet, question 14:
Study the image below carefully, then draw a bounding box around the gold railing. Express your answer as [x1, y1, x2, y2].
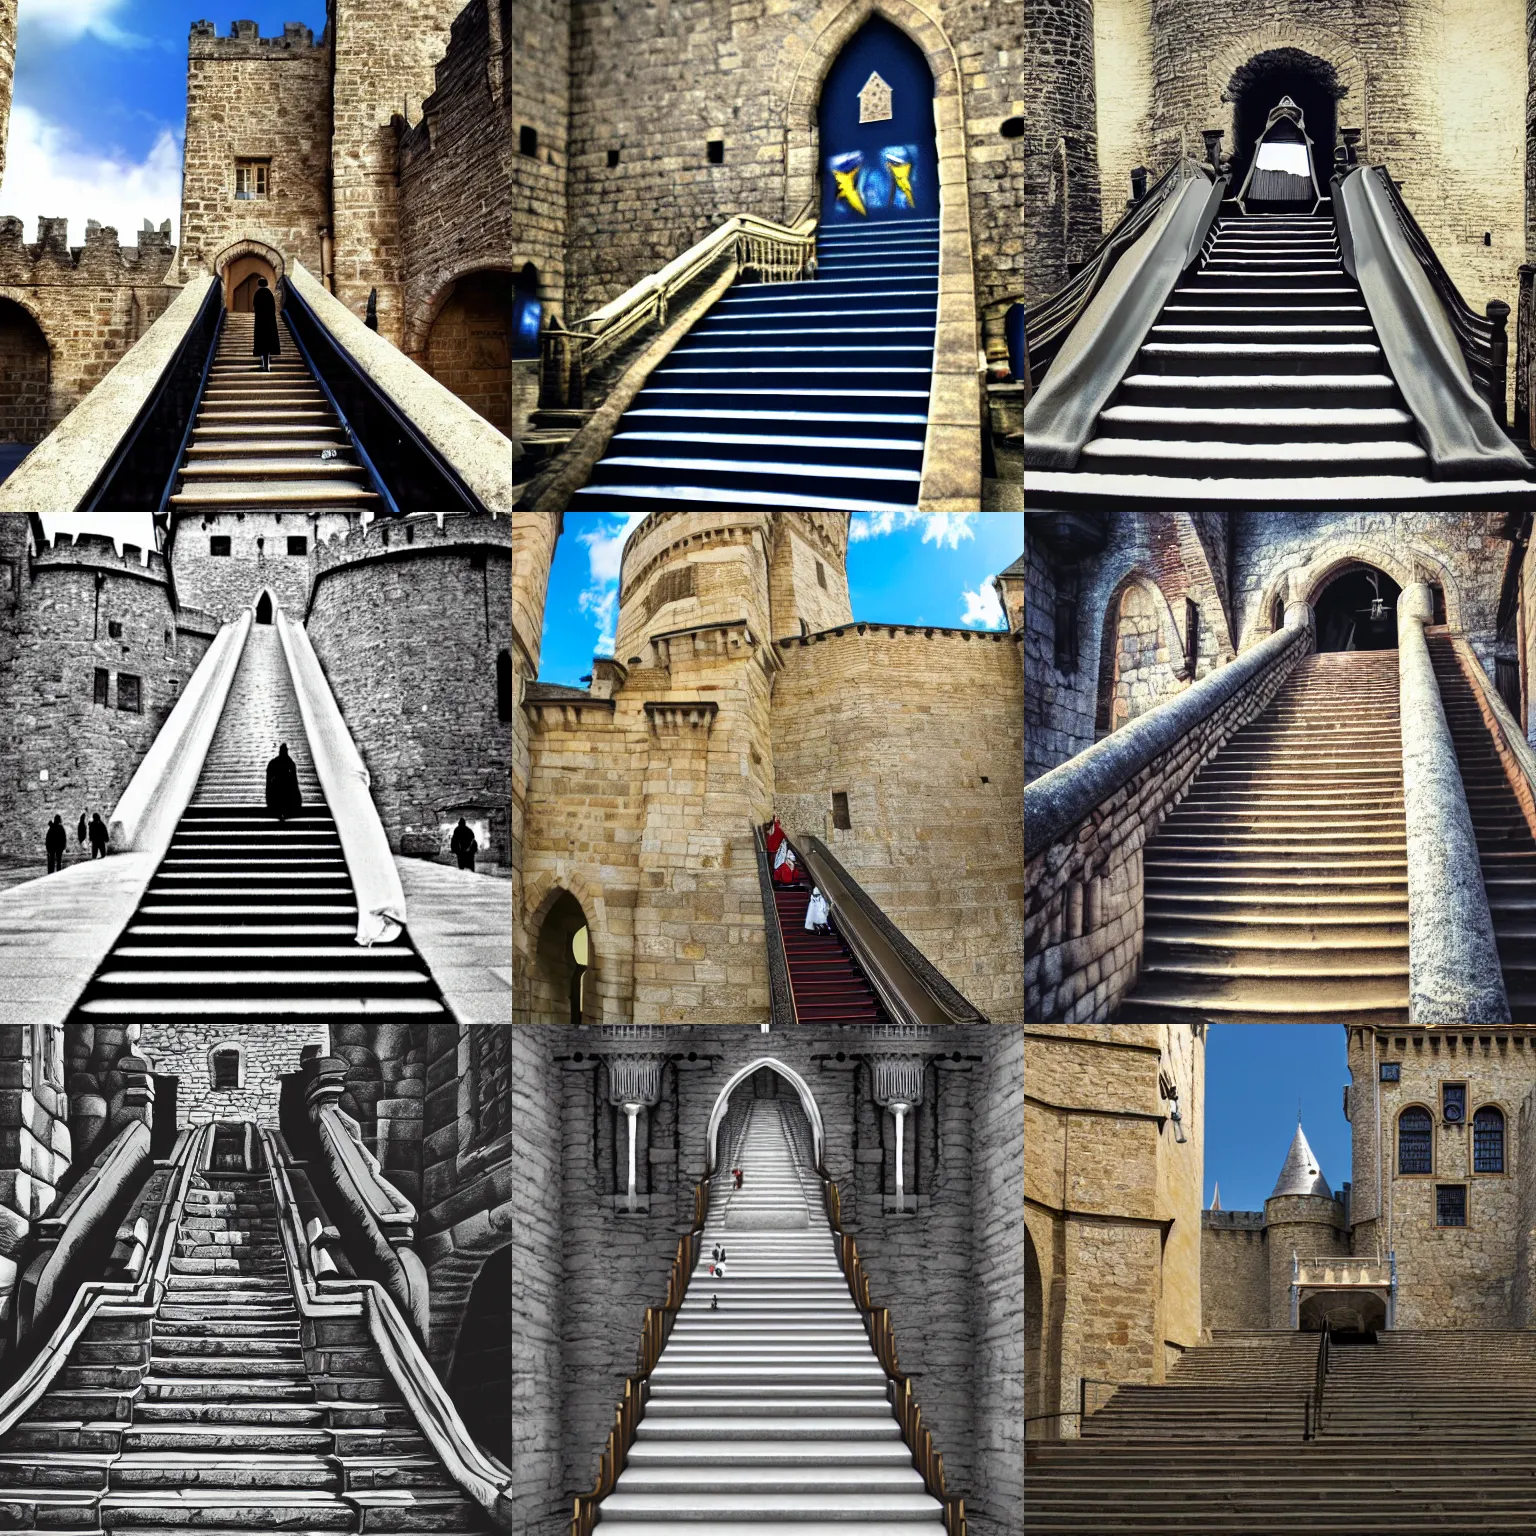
[822, 1181, 967, 1536]
[571, 1178, 710, 1536]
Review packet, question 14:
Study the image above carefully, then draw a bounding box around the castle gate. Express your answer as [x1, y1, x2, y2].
[0, 298, 49, 444]
[1228, 47, 1343, 194]
[1313, 562, 1403, 652]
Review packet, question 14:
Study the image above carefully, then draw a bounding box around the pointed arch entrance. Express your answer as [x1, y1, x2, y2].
[255, 591, 274, 624]
[705, 1058, 825, 1172]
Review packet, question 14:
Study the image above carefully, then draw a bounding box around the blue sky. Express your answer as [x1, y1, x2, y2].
[0, 1, 328, 245]
[1206, 1025, 1352, 1212]
[537, 512, 1024, 687]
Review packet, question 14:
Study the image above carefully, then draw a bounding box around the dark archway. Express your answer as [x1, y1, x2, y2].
[255, 592, 273, 624]
[1026, 1227, 1044, 1434]
[1315, 564, 1401, 651]
[426, 270, 513, 436]
[1229, 49, 1342, 196]
[513, 263, 541, 360]
[0, 299, 50, 444]
[446, 1246, 510, 1464]
[534, 890, 593, 1023]
[225, 254, 279, 313]
[817, 16, 938, 224]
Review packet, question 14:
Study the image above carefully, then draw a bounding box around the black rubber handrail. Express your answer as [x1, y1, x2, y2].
[84, 275, 224, 510]
[752, 823, 799, 1028]
[157, 305, 225, 511]
[280, 275, 483, 512]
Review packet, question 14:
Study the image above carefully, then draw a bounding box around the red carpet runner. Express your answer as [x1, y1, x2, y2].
[773, 881, 892, 1023]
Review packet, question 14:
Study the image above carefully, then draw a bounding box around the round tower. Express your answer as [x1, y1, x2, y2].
[1264, 1123, 1348, 1328]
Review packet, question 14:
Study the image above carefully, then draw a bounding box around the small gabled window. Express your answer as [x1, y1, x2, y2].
[211, 1048, 240, 1090]
[832, 791, 851, 830]
[1436, 1184, 1467, 1227]
[234, 158, 270, 200]
[107, 620, 122, 639]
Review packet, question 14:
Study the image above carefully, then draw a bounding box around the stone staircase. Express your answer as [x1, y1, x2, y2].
[773, 880, 892, 1025]
[1118, 648, 1409, 1022]
[571, 219, 938, 512]
[1028, 1330, 1536, 1532]
[1425, 630, 1536, 1019]
[70, 620, 444, 1033]
[0, 1160, 491, 1532]
[168, 310, 378, 510]
[593, 1099, 945, 1532]
[1026, 210, 1536, 512]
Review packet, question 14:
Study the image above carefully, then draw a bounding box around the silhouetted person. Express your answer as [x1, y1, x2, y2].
[265, 743, 302, 822]
[450, 817, 478, 871]
[252, 277, 280, 372]
[76, 811, 87, 847]
[44, 816, 66, 873]
[89, 813, 109, 859]
[733, 1167, 744, 1191]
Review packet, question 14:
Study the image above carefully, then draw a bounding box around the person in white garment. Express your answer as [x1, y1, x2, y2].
[805, 886, 831, 933]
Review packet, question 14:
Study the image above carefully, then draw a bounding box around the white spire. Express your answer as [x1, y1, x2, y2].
[1271, 1122, 1332, 1199]
[1210, 1182, 1221, 1211]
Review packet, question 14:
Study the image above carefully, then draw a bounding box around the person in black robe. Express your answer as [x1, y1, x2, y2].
[450, 817, 478, 871]
[44, 816, 66, 874]
[265, 743, 302, 822]
[76, 810, 87, 847]
[252, 277, 281, 373]
[89, 813, 109, 859]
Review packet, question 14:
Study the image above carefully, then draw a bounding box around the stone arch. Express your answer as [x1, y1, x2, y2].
[407, 268, 513, 437]
[211, 238, 286, 312]
[524, 873, 603, 1023]
[1093, 570, 1188, 737]
[779, 0, 979, 510]
[1243, 538, 1465, 652]
[1024, 1206, 1062, 1437]
[253, 586, 277, 624]
[404, 263, 514, 358]
[0, 288, 55, 438]
[705, 1057, 825, 1172]
[1209, 22, 1368, 156]
[0, 295, 51, 444]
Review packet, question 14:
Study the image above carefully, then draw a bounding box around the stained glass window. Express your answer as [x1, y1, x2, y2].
[1474, 1107, 1505, 1173]
[1399, 1107, 1432, 1174]
[1443, 1083, 1466, 1124]
[474, 1028, 510, 1144]
[1436, 1185, 1467, 1227]
[1380, 1062, 1401, 1082]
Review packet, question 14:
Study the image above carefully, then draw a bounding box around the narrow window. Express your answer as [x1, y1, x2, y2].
[469, 552, 487, 571]
[519, 125, 538, 157]
[607, 148, 621, 167]
[1436, 1184, 1467, 1227]
[497, 650, 512, 723]
[816, 559, 827, 591]
[116, 673, 141, 713]
[234, 158, 270, 199]
[1399, 1107, 1432, 1174]
[1443, 1083, 1467, 1125]
[93, 667, 108, 706]
[832, 792, 851, 830]
[1474, 1107, 1505, 1173]
[164, 629, 174, 657]
[1054, 595, 1077, 672]
[211, 1048, 240, 1090]
[107, 620, 122, 639]
[707, 140, 724, 164]
[209, 535, 231, 557]
[1271, 594, 1285, 631]
[0, 562, 13, 591]
[1184, 599, 1200, 678]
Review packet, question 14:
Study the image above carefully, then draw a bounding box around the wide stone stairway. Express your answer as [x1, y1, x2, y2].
[593, 1099, 944, 1532]
[571, 219, 938, 512]
[1118, 649, 1409, 1023]
[168, 310, 378, 510]
[0, 1158, 491, 1532]
[1028, 1329, 1536, 1532]
[1426, 630, 1536, 1019]
[1026, 210, 1536, 512]
[71, 620, 444, 1032]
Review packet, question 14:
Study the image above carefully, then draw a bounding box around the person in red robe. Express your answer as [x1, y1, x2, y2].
[765, 816, 785, 855]
[772, 840, 800, 885]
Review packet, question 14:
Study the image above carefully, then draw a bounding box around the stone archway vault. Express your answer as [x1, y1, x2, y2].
[780, 0, 980, 511]
[705, 1058, 825, 1172]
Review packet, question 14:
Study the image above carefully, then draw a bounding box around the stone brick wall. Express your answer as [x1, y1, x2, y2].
[1516, 1082, 1536, 1326]
[1200, 1216, 1270, 1332]
[1092, 0, 1152, 233]
[169, 511, 357, 625]
[1023, 0, 1099, 304]
[398, 0, 514, 440]
[0, 1023, 71, 1255]
[0, 532, 216, 862]
[0, 1, 15, 192]
[1523, 541, 1536, 751]
[306, 513, 512, 866]
[1025, 624, 1308, 1023]
[139, 1022, 327, 1128]
[511, 0, 569, 323]
[179, 22, 332, 290]
[771, 625, 1024, 1023]
[766, 513, 854, 640]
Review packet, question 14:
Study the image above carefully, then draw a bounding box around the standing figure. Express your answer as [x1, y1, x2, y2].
[252, 277, 281, 373]
[733, 1167, 744, 1191]
[265, 743, 303, 822]
[805, 886, 831, 933]
[76, 811, 87, 847]
[44, 816, 66, 874]
[771, 841, 800, 886]
[89, 813, 109, 860]
[450, 817, 478, 871]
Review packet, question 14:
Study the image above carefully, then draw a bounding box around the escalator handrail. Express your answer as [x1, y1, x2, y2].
[82, 272, 224, 510]
[157, 303, 225, 510]
[752, 823, 800, 1028]
[260, 1128, 513, 1531]
[281, 274, 485, 513]
[277, 295, 400, 514]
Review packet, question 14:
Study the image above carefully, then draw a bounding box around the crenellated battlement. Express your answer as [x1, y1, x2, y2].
[189, 19, 323, 56]
[31, 531, 170, 587]
[309, 510, 508, 577]
[0, 217, 176, 282]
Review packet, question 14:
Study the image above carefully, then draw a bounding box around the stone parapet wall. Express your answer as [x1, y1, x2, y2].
[170, 512, 357, 625]
[1201, 1222, 1270, 1332]
[1025, 621, 1309, 1023]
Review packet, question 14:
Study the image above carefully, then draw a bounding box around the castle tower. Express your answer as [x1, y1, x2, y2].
[163, 512, 358, 623]
[1264, 1123, 1348, 1328]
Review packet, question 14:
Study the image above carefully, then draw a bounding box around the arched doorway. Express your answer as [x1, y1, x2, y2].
[425, 270, 512, 436]
[446, 1246, 510, 1463]
[705, 1058, 826, 1172]
[0, 299, 50, 444]
[225, 254, 279, 312]
[817, 16, 937, 224]
[1026, 1227, 1043, 1432]
[533, 890, 594, 1022]
[255, 592, 273, 624]
[513, 264, 541, 359]
[1314, 564, 1401, 651]
[1229, 49, 1341, 196]
[1094, 577, 1178, 737]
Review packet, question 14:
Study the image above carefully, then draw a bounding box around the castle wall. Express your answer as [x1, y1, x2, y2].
[510, 0, 568, 322]
[330, 0, 465, 344]
[765, 514, 853, 640]
[1263, 1194, 1347, 1329]
[1092, 0, 1152, 233]
[770, 625, 1024, 1022]
[0, 534, 215, 862]
[398, 1, 514, 438]
[1516, 1083, 1536, 1326]
[179, 22, 332, 288]
[168, 511, 357, 625]
[306, 513, 512, 866]
[140, 1022, 328, 1128]
[0, 1, 15, 192]
[1200, 1218, 1270, 1332]
[0, 1022, 71, 1278]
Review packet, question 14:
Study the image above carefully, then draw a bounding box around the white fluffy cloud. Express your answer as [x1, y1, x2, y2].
[960, 580, 1006, 630]
[0, 105, 182, 246]
[38, 513, 156, 552]
[848, 511, 980, 549]
[19, 0, 148, 48]
[575, 514, 647, 655]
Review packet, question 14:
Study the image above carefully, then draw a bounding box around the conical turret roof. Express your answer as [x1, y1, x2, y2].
[1210, 1182, 1221, 1211]
[1270, 1123, 1331, 1198]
